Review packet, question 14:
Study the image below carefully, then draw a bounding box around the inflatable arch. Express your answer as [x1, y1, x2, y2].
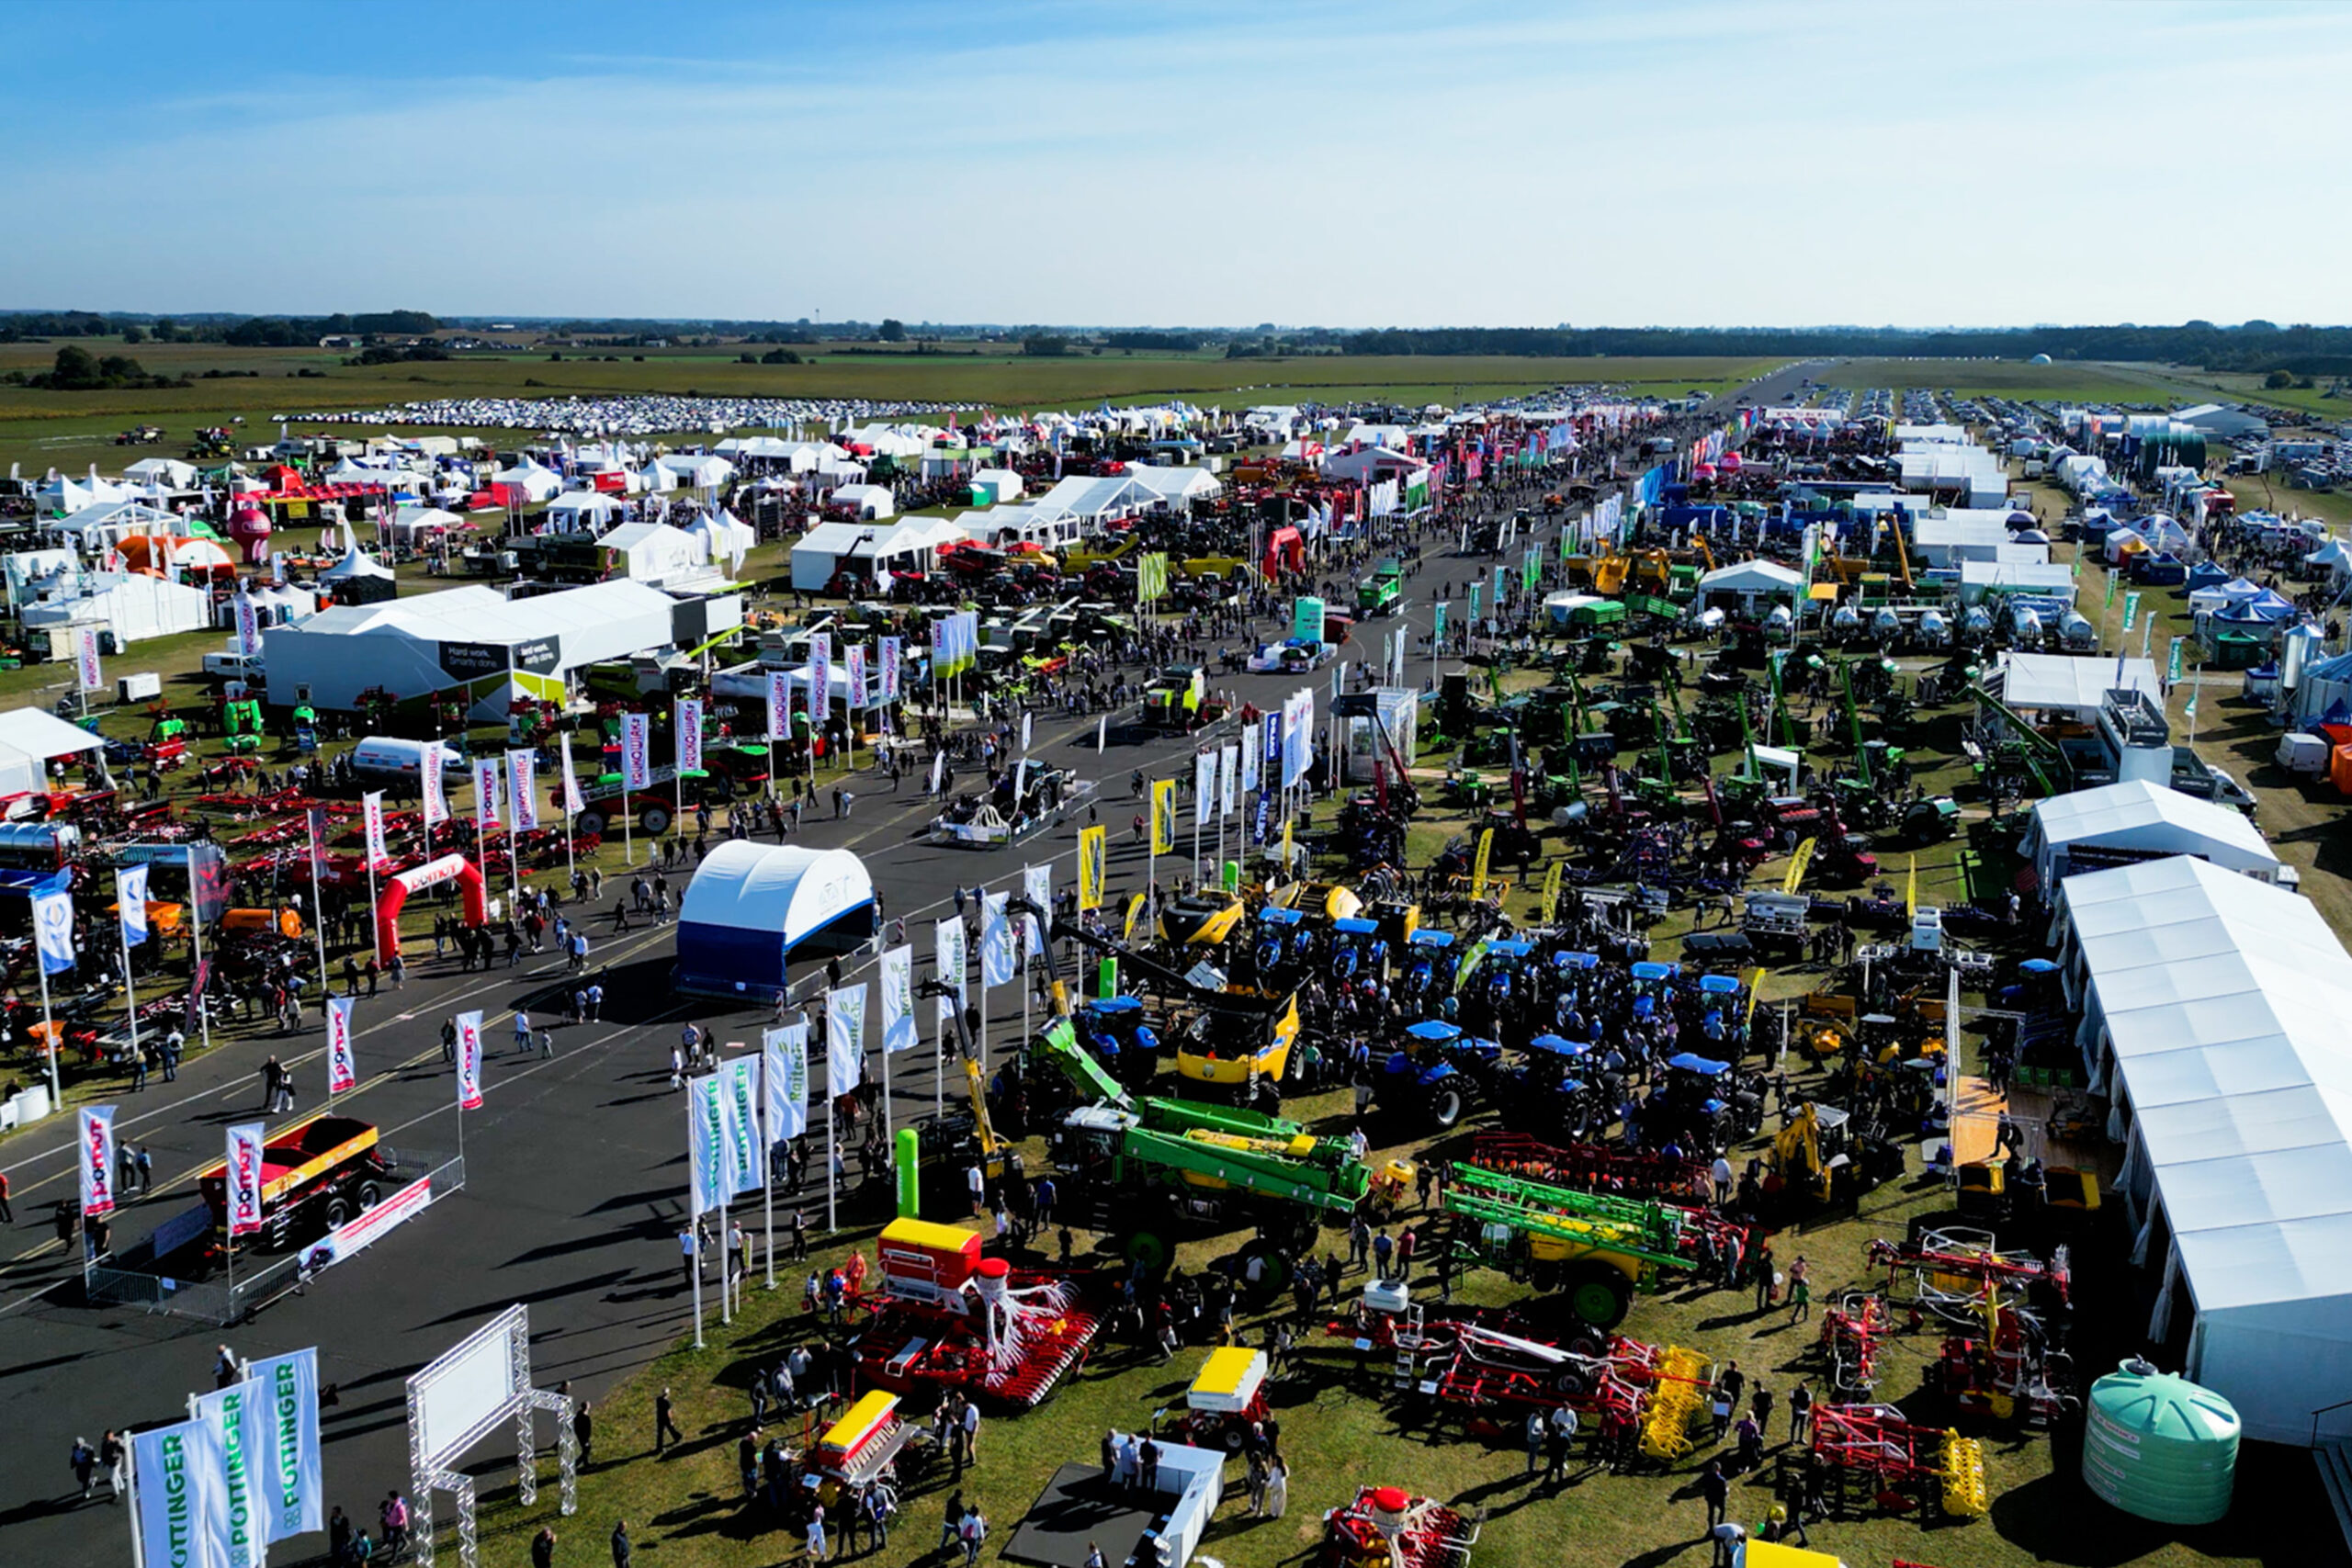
[375, 852, 487, 958]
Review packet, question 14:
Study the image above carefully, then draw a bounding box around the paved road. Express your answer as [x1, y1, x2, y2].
[0, 373, 1786, 1565]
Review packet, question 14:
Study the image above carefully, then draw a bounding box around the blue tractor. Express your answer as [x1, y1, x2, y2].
[1328, 916, 1389, 987]
[1075, 995, 1161, 1094]
[1377, 1019, 1503, 1132]
[1498, 1032, 1611, 1143]
[1400, 929, 1457, 1012]
[1249, 906, 1316, 983]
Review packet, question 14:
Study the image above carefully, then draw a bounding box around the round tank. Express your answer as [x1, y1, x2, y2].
[2081, 1359, 2238, 1525]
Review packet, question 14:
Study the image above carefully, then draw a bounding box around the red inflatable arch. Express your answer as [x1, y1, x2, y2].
[375, 852, 487, 958]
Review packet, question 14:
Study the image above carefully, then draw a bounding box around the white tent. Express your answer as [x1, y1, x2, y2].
[492, 459, 563, 503]
[0, 705, 108, 794]
[598, 522, 706, 584]
[683, 510, 756, 572]
[2025, 780, 2282, 886]
[383, 505, 473, 547]
[1991, 652, 2160, 719]
[2188, 577, 2266, 620]
[828, 483, 895, 520]
[1694, 558, 1803, 610]
[674, 840, 877, 996]
[55, 500, 180, 553]
[319, 542, 395, 584]
[2052, 856, 2352, 1443]
[20, 573, 212, 643]
[652, 453, 736, 490]
[789, 516, 963, 592]
[121, 457, 198, 490]
[968, 468, 1023, 505]
[2291, 650, 2352, 725]
[4, 547, 81, 610]
[542, 491, 622, 532]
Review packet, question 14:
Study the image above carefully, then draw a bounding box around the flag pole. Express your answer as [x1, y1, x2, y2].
[119, 917, 141, 1069]
[718, 1190, 731, 1325]
[36, 956, 59, 1106]
[826, 1079, 838, 1234]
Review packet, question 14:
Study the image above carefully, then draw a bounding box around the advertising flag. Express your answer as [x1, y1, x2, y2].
[2104, 567, 2119, 609]
[1219, 745, 1238, 817]
[620, 712, 652, 790]
[1471, 828, 1495, 902]
[1432, 601, 1447, 643]
[454, 1010, 484, 1110]
[133, 1418, 232, 1568]
[1020, 710, 1033, 755]
[825, 984, 866, 1092]
[1194, 750, 1216, 828]
[192, 1380, 271, 1568]
[324, 997, 356, 1093]
[688, 1071, 726, 1216]
[360, 791, 389, 870]
[558, 741, 584, 815]
[1150, 778, 1176, 853]
[1239, 723, 1261, 793]
[766, 667, 791, 742]
[245, 1347, 324, 1540]
[881, 945, 917, 1055]
[233, 592, 262, 657]
[1022, 863, 1051, 957]
[721, 1054, 763, 1197]
[763, 1022, 808, 1142]
[1468, 581, 1483, 621]
[2167, 635, 2185, 683]
[879, 635, 902, 702]
[676, 696, 704, 775]
[936, 916, 967, 1001]
[473, 759, 502, 830]
[507, 750, 539, 832]
[1261, 712, 1281, 793]
[79, 1105, 117, 1218]
[930, 616, 950, 682]
[77, 626, 103, 692]
[33, 886, 75, 975]
[980, 891, 1015, 987]
[118, 863, 151, 947]
[1541, 858, 1565, 924]
[422, 747, 448, 829]
[1077, 825, 1106, 911]
[2121, 591, 2141, 634]
[847, 643, 868, 714]
[808, 633, 832, 724]
[225, 1122, 266, 1239]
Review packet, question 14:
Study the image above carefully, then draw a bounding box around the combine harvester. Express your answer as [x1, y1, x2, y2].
[847, 1218, 1105, 1411]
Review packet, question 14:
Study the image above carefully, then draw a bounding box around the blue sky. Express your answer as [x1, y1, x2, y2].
[5, 0, 2346, 327]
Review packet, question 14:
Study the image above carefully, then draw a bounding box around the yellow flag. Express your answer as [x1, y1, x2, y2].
[1150, 778, 1176, 854]
[1280, 813, 1294, 876]
[1077, 825, 1106, 911]
[1744, 966, 1768, 1027]
[1540, 858, 1564, 924]
[1123, 892, 1147, 943]
[1471, 828, 1495, 902]
[1905, 854, 1917, 919]
[1782, 836, 1815, 894]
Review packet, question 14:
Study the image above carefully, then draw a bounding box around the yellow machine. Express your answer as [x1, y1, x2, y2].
[1272, 881, 1363, 924]
[1175, 987, 1301, 1104]
[964, 1057, 1011, 1180]
[1159, 889, 1246, 948]
[1770, 1102, 1844, 1206]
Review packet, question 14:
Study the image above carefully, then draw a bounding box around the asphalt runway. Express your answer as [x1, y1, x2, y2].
[0, 369, 1795, 1565]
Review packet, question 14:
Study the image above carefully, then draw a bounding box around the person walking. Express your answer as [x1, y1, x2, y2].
[1, 1169, 14, 1224]
[610, 1520, 632, 1568]
[653, 1387, 684, 1453]
[1262, 1454, 1289, 1518]
[99, 1429, 127, 1501]
[530, 1526, 558, 1568]
[1787, 1257, 1812, 1323]
[1524, 1408, 1546, 1476]
[573, 1398, 595, 1465]
[957, 1505, 988, 1567]
[70, 1436, 97, 1499]
[1699, 1460, 1729, 1529]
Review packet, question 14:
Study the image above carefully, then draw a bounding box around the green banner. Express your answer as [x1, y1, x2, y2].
[2167, 636, 2185, 682]
[2122, 591, 2141, 633]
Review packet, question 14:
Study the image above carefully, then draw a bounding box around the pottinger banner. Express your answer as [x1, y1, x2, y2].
[133, 1417, 232, 1568]
[454, 1010, 484, 1110]
[325, 997, 356, 1093]
[507, 750, 539, 832]
[826, 984, 866, 1092]
[192, 1380, 271, 1568]
[880, 945, 916, 1055]
[764, 1022, 808, 1142]
[676, 696, 704, 774]
[244, 1347, 324, 1540]
[722, 1055, 763, 1198]
[689, 1071, 726, 1216]
[621, 712, 652, 790]
[226, 1122, 266, 1237]
[79, 1105, 118, 1218]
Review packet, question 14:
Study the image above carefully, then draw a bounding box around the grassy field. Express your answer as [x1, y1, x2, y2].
[1811, 359, 2196, 407]
[0, 341, 1772, 478]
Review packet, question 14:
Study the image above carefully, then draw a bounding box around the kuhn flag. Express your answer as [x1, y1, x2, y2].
[454, 1010, 484, 1110]
[226, 1122, 266, 1238]
[507, 750, 539, 832]
[766, 668, 791, 742]
[79, 1105, 118, 1218]
[620, 712, 651, 790]
[676, 696, 704, 774]
[324, 997, 356, 1093]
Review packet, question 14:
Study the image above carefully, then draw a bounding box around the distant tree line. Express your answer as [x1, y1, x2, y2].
[1340, 321, 2352, 376]
[4, 345, 187, 389]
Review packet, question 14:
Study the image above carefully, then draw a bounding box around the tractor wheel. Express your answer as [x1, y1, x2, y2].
[1428, 1088, 1465, 1131]
[639, 804, 673, 836]
[1221, 1423, 1249, 1455]
[575, 809, 607, 839]
[1564, 1262, 1634, 1330]
[323, 1196, 353, 1231]
[1236, 1241, 1292, 1302]
[357, 1181, 383, 1210]
[1122, 1230, 1171, 1275]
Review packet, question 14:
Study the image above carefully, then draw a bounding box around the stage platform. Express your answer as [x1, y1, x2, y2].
[1003, 1463, 1184, 1568]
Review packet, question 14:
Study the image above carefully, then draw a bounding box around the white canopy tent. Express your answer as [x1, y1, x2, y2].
[674, 840, 877, 996]
[20, 574, 213, 643]
[1694, 558, 1803, 611]
[542, 491, 623, 532]
[2052, 856, 2352, 1442]
[2024, 780, 2282, 886]
[829, 483, 896, 520]
[597, 522, 707, 585]
[1989, 652, 2160, 720]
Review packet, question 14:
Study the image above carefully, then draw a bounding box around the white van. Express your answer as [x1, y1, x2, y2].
[349, 736, 470, 788]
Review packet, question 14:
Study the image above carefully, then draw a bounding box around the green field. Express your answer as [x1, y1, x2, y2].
[0, 341, 1772, 478]
[1812, 359, 2188, 406]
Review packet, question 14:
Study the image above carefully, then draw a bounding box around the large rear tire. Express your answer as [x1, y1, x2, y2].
[639, 804, 673, 836]
[1564, 1262, 1634, 1330]
[1236, 1240, 1292, 1302]
[575, 809, 607, 839]
[1122, 1230, 1171, 1275]
[1428, 1088, 1465, 1131]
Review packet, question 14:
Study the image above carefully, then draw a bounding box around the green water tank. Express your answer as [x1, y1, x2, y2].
[2081, 1359, 2239, 1525]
